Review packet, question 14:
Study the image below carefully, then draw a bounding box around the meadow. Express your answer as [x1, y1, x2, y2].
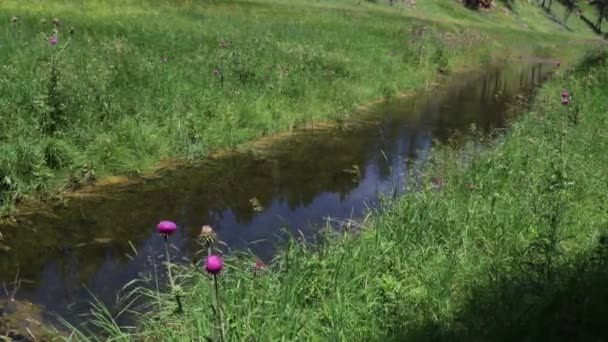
[0, 0, 595, 215]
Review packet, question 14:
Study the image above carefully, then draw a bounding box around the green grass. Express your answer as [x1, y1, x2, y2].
[68, 44, 608, 342]
[0, 0, 598, 215]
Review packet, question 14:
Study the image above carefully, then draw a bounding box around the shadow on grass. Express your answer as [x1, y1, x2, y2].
[539, 5, 574, 31]
[392, 237, 608, 341]
[573, 45, 608, 73]
[580, 14, 603, 35]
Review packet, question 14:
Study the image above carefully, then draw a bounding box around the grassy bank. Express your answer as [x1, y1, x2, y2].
[69, 45, 608, 341]
[0, 0, 595, 215]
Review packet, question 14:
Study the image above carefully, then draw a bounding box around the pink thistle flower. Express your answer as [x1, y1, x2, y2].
[205, 255, 224, 275]
[157, 220, 177, 236]
[49, 37, 58, 46]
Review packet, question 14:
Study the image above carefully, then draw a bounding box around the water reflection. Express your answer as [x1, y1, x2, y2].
[0, 62, 553, 320]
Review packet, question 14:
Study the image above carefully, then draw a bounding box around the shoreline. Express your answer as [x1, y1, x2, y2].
[0, 53, 559, 224]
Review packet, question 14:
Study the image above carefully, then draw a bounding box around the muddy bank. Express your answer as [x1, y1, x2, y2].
[1, 298, 56, 341]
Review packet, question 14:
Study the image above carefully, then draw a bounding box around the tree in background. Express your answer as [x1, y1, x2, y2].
[539, 0, 554, 10]
[558, 0, 582, 23]
[589, 0, 608, 31]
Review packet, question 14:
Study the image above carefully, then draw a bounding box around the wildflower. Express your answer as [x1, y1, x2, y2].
[200, 225, 216, 240]
[53, 18, 61, 26]
[561, 90, 570, 105]
[207, 255, 226, 341]
[431, 177, 443, 186]
[156, 220, 181, 313]
[157, 220, 177, 236]
[205, 255, 224, 275]
[253, 261, 265, 276]
[49, 36, 58, 46]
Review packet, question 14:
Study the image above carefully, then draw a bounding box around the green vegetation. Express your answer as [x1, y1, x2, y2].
[3, 0, 608, 339]
[0, 0, 597, 216]
[68, 45, 608, 342]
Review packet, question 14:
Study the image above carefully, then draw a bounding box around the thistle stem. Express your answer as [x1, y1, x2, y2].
[213, 274, 225, 342]
[164, 237, 182, 314]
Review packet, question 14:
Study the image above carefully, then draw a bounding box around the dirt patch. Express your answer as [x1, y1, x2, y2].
[0, 299, 57, 341]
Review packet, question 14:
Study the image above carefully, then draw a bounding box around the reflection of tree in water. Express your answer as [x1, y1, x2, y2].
[0, 124, 379, 283]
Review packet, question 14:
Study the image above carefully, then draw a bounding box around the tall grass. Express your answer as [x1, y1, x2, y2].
[0, 0, 595, 215]
[64, 46, 608, 341]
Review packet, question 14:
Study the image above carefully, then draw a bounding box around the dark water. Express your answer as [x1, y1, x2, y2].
[0, 61, 554, 322]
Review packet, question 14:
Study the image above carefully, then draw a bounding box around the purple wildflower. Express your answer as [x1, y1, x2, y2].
[49, 37, 58, 46]
[561, 90, 571, 105]
[205, 255, 224, 275]
[157, 220, 177, 236]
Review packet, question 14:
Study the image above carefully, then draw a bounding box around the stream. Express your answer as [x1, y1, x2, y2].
[0, 60, 555, 326]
